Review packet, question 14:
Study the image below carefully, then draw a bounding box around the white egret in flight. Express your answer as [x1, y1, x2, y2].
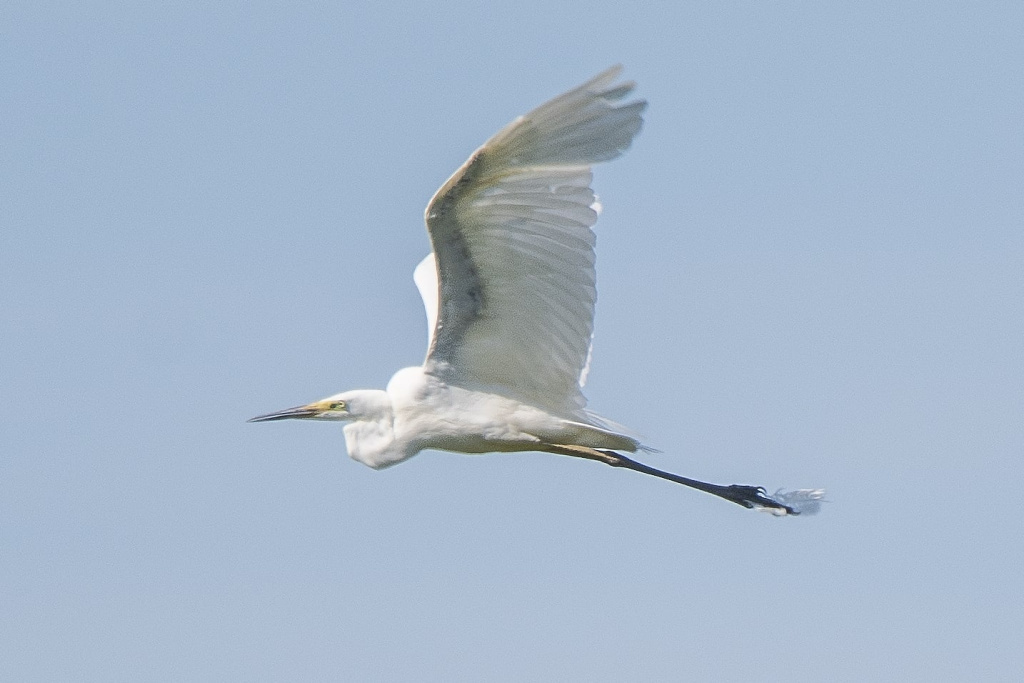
[251, 67, 823, 516]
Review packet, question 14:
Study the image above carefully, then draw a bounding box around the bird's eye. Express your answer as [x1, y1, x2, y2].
[329, 401, 346, 410]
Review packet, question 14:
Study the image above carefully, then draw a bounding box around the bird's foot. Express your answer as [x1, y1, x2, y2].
[718, 485, 798, 516]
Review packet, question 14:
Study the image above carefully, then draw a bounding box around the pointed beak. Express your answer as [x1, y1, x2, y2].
[248, 404, 321, 423]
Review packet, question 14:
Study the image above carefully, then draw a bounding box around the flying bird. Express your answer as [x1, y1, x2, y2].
[251, 67, 823, 516]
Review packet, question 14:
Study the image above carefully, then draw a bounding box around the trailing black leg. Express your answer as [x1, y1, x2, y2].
[596, 450, 798, 514]
[545, 444, 799, 515]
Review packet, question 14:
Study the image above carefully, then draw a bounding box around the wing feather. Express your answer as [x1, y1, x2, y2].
[418, 66, 645, 416]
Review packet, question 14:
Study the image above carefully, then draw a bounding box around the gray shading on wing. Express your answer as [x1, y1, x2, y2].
[419, 66, 646, 417]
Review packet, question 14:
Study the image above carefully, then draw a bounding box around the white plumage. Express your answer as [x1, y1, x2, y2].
[251, 67, 823, 516]
[421, 67, 642, 416]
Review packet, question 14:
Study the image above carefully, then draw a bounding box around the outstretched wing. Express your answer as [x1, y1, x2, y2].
[418, 66, 645, 416]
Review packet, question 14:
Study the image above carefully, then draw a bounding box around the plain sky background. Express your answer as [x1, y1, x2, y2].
[3, 2, 1023, 681]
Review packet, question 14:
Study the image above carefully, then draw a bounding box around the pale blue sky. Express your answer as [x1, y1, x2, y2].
[3, 2, 1023, 681]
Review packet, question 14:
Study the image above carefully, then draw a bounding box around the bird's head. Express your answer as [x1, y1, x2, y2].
[248, 392, 357, 423]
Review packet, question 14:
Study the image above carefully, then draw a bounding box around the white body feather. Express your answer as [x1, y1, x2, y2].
[342, 367, 639, 470]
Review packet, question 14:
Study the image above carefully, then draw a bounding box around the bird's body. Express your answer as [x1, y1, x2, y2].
[334, 366, 639, 470]
[252, 67, 823, 516]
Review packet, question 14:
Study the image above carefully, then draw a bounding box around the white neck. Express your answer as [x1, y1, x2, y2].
[340, 389, 407, 469]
